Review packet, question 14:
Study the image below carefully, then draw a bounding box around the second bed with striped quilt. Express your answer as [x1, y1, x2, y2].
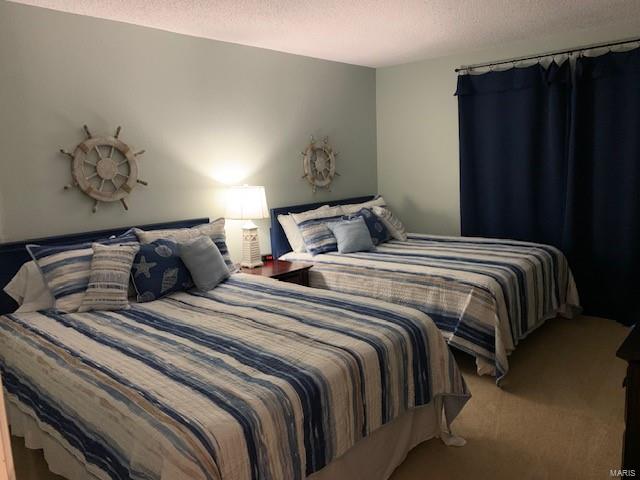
[282, 234, 581, 381]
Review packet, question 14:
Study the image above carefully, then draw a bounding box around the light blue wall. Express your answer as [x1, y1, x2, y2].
[377, 25, 640, 235]
[0, 1, 377, 259]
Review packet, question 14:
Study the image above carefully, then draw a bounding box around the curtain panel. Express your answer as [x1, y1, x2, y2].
[563, 49, 640, 323]
[456, 62, 572, 248]
[456, 49, 640, 325]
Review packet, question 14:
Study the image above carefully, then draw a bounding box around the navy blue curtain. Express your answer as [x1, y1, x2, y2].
[562, 49, 640, 325]
[456, 50, 640, 325]
[456, 62, 572, 248]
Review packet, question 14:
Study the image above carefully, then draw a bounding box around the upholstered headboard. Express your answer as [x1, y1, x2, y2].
[269, 195, 375, 259]
[0, 218, 209, 315]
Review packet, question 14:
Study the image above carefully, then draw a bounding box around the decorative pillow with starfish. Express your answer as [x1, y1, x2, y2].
[130, 239, 194, 302]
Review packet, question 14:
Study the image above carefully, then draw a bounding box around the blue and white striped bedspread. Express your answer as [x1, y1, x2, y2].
[282, 234, 581, 381]
[0, 274, 469, 480]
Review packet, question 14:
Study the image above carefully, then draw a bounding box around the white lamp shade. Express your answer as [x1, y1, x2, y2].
[225, 185, 269, 220]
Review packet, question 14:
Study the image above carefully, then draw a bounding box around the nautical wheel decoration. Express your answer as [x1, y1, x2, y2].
[301, 136, 339, 192]
[60, 125, 148, 213]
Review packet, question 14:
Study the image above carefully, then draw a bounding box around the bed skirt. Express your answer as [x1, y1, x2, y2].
[8, 395, 453, 480]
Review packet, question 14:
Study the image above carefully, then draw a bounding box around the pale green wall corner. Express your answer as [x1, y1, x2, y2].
[376, 22, 640, 235]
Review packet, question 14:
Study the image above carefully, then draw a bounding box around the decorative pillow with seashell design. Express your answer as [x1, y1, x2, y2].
[130, 238, 194, 303]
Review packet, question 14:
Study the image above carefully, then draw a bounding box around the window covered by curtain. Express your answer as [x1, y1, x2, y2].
[563, 49, 640, 324]
[456, 62, 572, 248]
[456, 49, 640, 325]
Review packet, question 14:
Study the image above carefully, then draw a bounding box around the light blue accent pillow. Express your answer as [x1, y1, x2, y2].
[344, 208, 391, 245]
[326, 217, 375, 254]
[179, 236, 230, 291]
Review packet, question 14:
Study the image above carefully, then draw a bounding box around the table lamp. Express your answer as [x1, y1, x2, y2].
[225, 185, 269, 268]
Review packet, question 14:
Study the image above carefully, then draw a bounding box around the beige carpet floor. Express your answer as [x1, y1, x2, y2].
[9, 315, 630, 480]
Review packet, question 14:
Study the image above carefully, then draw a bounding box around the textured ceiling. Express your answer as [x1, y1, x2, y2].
[9, 0, 640, 67]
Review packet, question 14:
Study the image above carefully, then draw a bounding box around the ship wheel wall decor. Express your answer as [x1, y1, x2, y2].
[301, 136, 339, 192]
[60, 125, 148, 213]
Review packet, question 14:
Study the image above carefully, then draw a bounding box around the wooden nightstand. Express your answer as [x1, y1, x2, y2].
[617, 325, 640, 470]
[240, 260, 313, 287]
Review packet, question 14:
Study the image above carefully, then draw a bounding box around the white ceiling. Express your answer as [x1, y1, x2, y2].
[10, 0, 640, 67]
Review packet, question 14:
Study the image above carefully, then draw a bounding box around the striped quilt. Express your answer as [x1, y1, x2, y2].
[0, 274, 469, 480]
[282, 234, 581, 381]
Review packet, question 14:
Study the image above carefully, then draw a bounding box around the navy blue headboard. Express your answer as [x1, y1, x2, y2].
[270, 195, 375, 259]
[0, 218, 209, 315]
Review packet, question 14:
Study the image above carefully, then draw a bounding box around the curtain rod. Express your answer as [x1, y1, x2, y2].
[454, 36, 640, 73]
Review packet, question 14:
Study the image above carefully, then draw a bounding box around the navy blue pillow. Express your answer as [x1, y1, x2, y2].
[131, 239, 193, 302]
[344, 208, 391, 245]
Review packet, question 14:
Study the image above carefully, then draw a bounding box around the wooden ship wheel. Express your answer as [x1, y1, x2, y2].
[301, 136, 339, 192]
[60, 125, 148, 212]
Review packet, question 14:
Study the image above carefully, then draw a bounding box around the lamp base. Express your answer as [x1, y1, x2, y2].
[241, 226, 263, 268]
[241, 260, 264, 268]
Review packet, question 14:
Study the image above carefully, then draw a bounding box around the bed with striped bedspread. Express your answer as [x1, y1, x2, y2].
[282, 234, 581, 381]
[0, 274, 469, 480]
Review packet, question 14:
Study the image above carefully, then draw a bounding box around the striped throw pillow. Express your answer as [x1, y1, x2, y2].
[371, 206, 408, 241]
[27, 233, 138, 313]
[135, 218, 235, 271]
[78, 243, 140, 312]
[278, 205, 330, 253]
[292, 205, 345, 255]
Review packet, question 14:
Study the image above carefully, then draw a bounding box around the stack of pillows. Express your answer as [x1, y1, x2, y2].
[4, 219, 236, 314]
[278, 196, 408, 255]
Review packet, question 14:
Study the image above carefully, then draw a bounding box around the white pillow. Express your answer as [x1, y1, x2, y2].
[341, 196, 387, 214]
[134, 218, 235, 272]
[4, 261, 54, 313]
[278, 215, 305, 253]
[291, 205, 345, 225]
[278, 205, 330, 253]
